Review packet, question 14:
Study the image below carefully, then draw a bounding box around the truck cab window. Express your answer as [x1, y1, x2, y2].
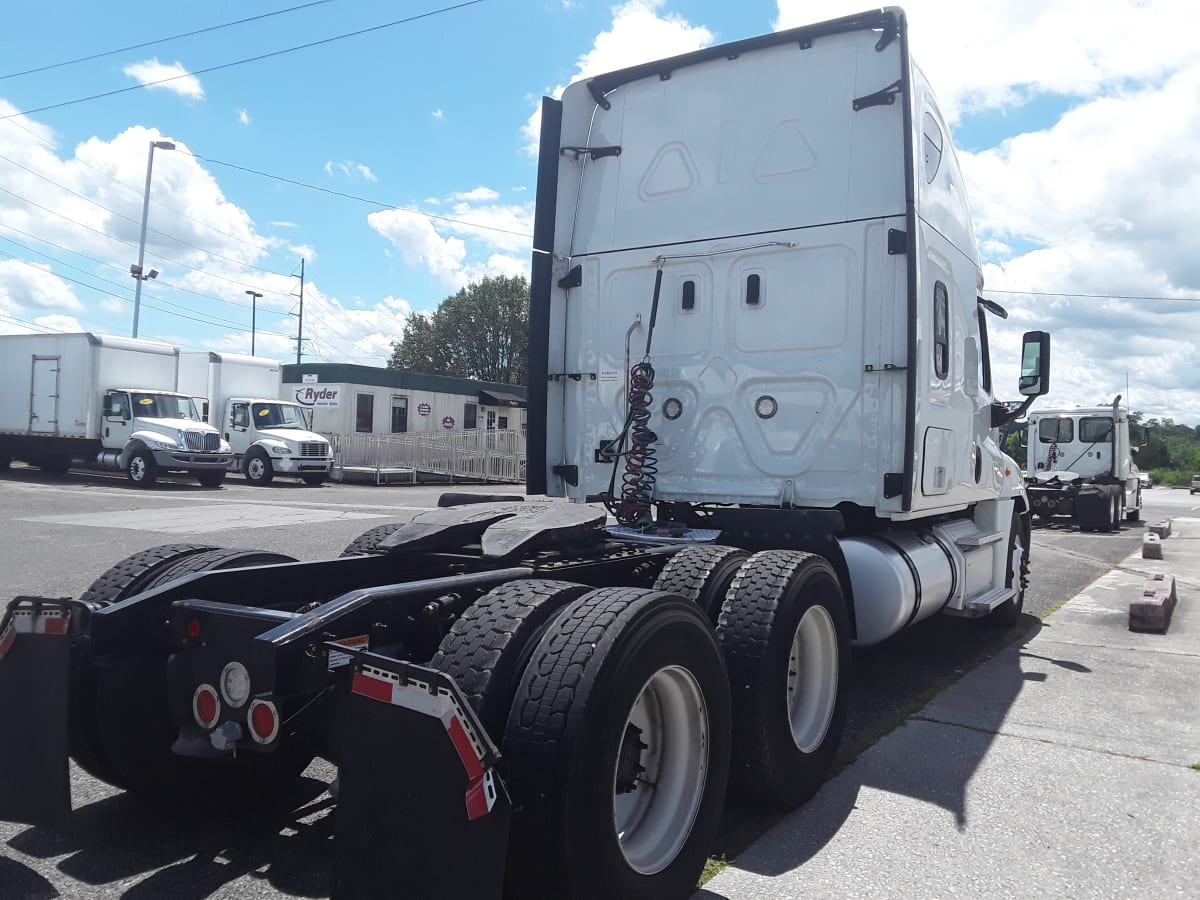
[1079, 417, 1112, 442]
[1039, 418, 1074, 443]
[231, 404, 249, 429]
[923, 111, 943, 184]
[976, 308, 992, 394]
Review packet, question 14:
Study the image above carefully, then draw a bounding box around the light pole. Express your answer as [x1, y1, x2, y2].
[246, 290, 262, 355]
[131, 139, 175, 338]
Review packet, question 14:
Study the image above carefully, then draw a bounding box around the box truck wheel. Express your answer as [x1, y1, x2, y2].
[430, 579, 590, 742]
[0, 452, 10, 470]
[503, 588, 730, 900]
[73, 544, 220, 785]
[986, 510, 1030, 628]
[197, 469, 225, 488]
[653, 544, 751, 624]
[243, 449, 274, 485]
[126, 448, 157, 486]
[717, 550, 850, 807]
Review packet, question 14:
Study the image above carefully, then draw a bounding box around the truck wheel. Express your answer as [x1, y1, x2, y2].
[653, 544, 751, 624]
[136, 548, 298, 591]
[243, 449, 274, 485]
[73, 544, 220, 785]
[430, 579, 590, 742]
[0, 452, 11, 470]
[197, 470, 226, 488]
[503, 588, 731, 900]
[126, 448, 158, 486]
[90, 548, 307, 803]
[340, 523, 405, 556]
[1106, 492, 1120, 532]
[92, 655, 316, 809]
[1126, 490, 1141, 523]
[987, 511, 1030, 628]
[301, 473, 329, 485]
[717, 550, 849, 807]
[33, 454, 72, 473]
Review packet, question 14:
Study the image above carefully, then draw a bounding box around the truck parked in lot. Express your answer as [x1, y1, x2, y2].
[0, 10, 1052, 899]
[0, 332, 230, 486]
[1023, 398, 1144, 529]
[179, 351, 334, 485]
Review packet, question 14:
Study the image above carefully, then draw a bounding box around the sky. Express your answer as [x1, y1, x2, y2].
[1, 0, 1197, 422]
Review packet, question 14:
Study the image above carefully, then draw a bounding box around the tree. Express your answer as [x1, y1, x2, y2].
[388, 275, 530, 385]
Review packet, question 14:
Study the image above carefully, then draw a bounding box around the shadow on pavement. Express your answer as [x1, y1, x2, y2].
[6, 776, 334, 898]
[702, 612, 1097, 884]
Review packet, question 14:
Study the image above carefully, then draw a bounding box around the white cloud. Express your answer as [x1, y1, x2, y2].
[237, 109, 250, 125]
[450, 186, 500, 203]
[355, 163, 377, 183]
[288, 243, 316, 262]
[432, 108, 444, 120]
[0, 259, 85, 313]
[366, 209, 469, 288]
[271, 220, 298, 228]
[522, 0, 714, 153]
[325, 160, 377, 182]
[122, 59, 204, 100]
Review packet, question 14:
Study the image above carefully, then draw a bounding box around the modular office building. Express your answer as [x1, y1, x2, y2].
[280, 364, 527, 436]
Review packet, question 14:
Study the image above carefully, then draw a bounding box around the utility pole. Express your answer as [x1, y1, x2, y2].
[245, 290, 262, 355]
[296, 258, 305, 364]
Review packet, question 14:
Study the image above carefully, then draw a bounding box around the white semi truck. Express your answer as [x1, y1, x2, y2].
[0, 332, 230, 486]
[0, 10, 1052, 899]
[179, 351, 334, 485]
[1023, 397, 1144, 529]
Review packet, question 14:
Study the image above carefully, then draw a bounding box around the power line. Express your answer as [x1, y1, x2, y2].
[0, 1, 486, 122]
[0, 1, 333, 81]
[189, 151, 534, 240]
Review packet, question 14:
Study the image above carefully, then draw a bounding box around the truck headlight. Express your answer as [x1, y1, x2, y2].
[151, 437, 180, 450]
[271, 446, 292, 456]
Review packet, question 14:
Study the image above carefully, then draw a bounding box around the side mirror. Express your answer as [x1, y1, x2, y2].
[1130, 425, 1149, 447]
[1019, 331, 1051, 397]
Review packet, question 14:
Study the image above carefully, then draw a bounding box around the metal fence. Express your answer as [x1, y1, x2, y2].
[326, 429, 526, 484]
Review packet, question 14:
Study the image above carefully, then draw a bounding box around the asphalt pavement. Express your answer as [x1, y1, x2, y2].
[701, 516, 1200, 899]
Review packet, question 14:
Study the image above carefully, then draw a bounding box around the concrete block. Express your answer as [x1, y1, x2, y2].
[1148, 521, 1172, 539]
[1142, 533, 1163, 560]
[1129, 573, 1178, 633]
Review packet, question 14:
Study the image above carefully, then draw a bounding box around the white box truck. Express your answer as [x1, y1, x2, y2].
[0, 333, 230, 486]
[179, 351, 334, 485]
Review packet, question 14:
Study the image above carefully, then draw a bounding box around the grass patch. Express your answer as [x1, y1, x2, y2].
[700, 856, 729, 885]
[1191, 763, 1200, 772]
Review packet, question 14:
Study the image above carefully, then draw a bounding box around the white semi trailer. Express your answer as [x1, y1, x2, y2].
[0, 332, 230, 486]
[0, 10, 1052, 899]
[179, 351, 334, 485]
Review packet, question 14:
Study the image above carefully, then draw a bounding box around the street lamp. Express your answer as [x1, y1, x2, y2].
[246, 290, 262, 355]
[131, 139, 175, 338]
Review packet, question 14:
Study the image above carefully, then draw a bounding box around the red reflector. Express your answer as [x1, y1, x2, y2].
[187, 618, 202, 639]
[193, 686, 219, 729]
[249, 700, 279, 743]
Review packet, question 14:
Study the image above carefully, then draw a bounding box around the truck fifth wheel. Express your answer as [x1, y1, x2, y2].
[0, 9, 1051, 899]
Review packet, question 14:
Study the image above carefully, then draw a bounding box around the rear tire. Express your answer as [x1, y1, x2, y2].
[987, 510, 1030, 628]
[340, 523, 405, 556]
[717, 550, 850, 807]
[503, 588, 731, 900]
[73, 544, 219, 784]
[653, 544, 751, 624]
[430, 579, 590, 742]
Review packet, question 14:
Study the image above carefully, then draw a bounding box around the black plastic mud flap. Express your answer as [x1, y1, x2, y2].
[0, 599, 74, 829]
[332, 652, 512, 900]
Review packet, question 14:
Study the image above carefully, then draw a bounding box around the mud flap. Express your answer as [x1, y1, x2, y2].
[332, 652, 511, 900]
[0, 600, 74, 829]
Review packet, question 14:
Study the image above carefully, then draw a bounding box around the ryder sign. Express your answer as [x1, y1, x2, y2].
[293, 386, 341, 408]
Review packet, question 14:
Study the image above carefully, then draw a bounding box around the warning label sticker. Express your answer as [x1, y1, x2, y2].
[599, 369, 621, 383]
[327, 634, 369, 670]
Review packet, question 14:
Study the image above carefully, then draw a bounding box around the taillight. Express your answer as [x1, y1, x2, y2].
[219, 661, 251, 708]
[193, 684, 220, 729]
[186, 618, 202, 639]
[248, 699, 279, 744]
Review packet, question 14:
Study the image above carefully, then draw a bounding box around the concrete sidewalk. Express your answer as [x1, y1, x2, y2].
[702, 518, 1200, 900]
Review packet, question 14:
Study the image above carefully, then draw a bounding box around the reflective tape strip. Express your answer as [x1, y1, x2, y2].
[10, 608, 71, 635]
[0, 623, 14, 661]
[350, 663, 495, 818]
